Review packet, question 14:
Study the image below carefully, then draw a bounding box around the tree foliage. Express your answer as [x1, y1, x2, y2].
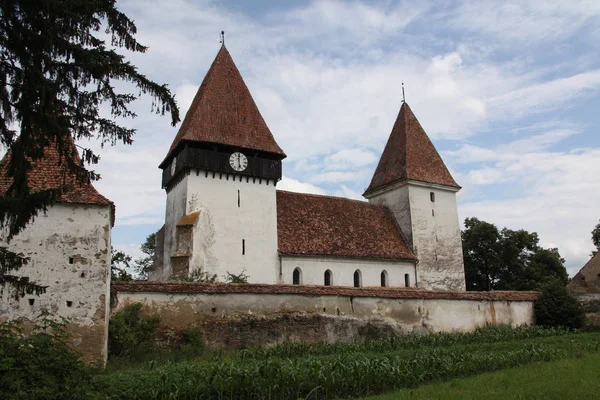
[534, 280, 586, 329]
[462, 217, 568, 291]
[591, 220, 600, 256]
[111, 246, 132, 282]
[0, 0, 179, 296]
[133, 232, 155, 280]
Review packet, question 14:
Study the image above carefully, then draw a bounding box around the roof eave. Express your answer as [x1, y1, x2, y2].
[363, 178, 461, 198]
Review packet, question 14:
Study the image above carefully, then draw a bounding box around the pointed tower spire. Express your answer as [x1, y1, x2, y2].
[364, 102, 459, 196]
[160, 45, 285, 168]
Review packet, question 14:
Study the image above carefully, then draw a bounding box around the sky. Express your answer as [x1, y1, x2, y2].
[85, 0, 600, 276]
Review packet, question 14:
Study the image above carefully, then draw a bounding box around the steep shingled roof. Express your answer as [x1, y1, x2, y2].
[0, 137, 113, 209]
[364, 102, 459, 195]
[161, 45, 285, 167]
[276, 190, 415, 260]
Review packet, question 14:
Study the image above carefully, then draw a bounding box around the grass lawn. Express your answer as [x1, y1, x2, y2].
[367, 352, 600, 400]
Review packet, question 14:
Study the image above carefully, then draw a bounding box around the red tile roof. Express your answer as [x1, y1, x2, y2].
[112, 281, 540, 301]
[276, 190, 415, 260]
[0, 137, 114, 210]
[161, 45, 286, 167]
[364, 102, 459, 195]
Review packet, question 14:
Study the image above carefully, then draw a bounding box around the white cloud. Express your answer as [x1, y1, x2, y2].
[84, 0, 599, 281]
[278, 176, 325, 195]
[449, 0, 600, 42]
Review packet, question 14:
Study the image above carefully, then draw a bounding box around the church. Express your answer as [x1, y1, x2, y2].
[150, 45, 466, 292]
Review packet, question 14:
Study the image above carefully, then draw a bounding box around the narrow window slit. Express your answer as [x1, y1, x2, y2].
[68, 257, 74, 264]
[242, 239, 245, 255]
[66, 301, 73, 308]
[237, 190, 240, 207]
[28, 299, 35, 306]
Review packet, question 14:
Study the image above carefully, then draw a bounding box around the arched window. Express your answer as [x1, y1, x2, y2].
[324, 269, 332, 286]
[353, 269, 362, 288]
[380, 270, 388, 287]
[293, 268, 302, 285]
[404, 273, 410, 288]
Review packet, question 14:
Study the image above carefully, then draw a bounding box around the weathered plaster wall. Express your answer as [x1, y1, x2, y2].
[151, 173, 188, 281]
[280, 256, 416, 287]
[112, 282, 537, 350]
[367, 181, 465, 291]
[408, 184, 465, 291]
[0, 204, 112, 363]
[183, 169, 279, 283]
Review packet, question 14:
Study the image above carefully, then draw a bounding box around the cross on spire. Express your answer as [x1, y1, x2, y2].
[401, 81, 406, 103]
[220, 31, 225, 45]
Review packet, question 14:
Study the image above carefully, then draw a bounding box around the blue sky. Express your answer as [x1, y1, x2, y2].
[89, 0, 600, 276]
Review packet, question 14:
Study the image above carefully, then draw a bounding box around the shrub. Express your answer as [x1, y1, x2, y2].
[0, 317, 100, 400]
[225, 269, 249, 283]
[179, 327, 206, 357]
[108, 302, 160, 358]
[535, 280, 586, 329]
[172, 266, 218, 283]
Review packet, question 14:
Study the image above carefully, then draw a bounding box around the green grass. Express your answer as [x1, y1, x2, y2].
[367, 352, 600, 400]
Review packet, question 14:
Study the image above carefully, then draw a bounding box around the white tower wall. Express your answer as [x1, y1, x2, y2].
[366, 181, 465, 291]
[160, 169, 279, 283]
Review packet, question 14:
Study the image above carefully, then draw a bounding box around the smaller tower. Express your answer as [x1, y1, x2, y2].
[363, 102, 465, 291]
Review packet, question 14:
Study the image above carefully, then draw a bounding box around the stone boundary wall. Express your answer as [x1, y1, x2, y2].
[111, 282, 539, 350]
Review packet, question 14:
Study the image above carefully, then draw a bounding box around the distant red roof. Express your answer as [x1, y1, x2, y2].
[364, 102, 459, 195]
[0, 137, 114, 210]
[276, 190, 415, 260]
[161, 45, 285, 167]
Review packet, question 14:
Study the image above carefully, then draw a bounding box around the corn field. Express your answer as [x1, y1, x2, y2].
[97, 327, 600, 400]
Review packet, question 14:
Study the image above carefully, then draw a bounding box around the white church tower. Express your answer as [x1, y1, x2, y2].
[363, 102, 466, 291]
[151, 44, 286, 283]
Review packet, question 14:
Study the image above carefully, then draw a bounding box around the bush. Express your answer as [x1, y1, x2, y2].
[0, 317, 100, 400]
[108, 303, 160, 358]
[179, 327, 206, 357]
[225, 269, 249, 283]
[535, 280, 586, 329]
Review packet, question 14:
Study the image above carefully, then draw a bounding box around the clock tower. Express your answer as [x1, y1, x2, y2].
[153, 44, 286, 283]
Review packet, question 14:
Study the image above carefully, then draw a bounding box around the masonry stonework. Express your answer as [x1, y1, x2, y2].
[112, 282, 537, 350]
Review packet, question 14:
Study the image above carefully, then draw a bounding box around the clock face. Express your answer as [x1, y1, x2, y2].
[229, 152, 248, 172]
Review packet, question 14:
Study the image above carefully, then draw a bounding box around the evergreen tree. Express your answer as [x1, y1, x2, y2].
[0, 0, 180, 297]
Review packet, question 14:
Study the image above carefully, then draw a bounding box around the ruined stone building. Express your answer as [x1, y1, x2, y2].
[569, 253, 600, 324]
[0, 137, 113, 361]
[151, 45, 465, 291]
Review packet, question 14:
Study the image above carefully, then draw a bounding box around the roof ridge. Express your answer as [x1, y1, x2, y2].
[276, 189, 382, 207]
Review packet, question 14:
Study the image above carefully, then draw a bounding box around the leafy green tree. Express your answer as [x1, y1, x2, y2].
[462, 217, 501, 291]
[134, 232, 156, 280]
[111, 247, 133, 282]
[0, 0, 179, 297]
[535, 280, 586, 329]
[591, 220, 600, 255]
[462, 218, 568, 291]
